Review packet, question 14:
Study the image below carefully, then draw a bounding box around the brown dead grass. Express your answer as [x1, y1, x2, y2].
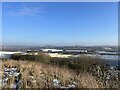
[1, 60, 104, 88]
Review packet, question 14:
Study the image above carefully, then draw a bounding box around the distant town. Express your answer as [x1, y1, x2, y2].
[0, 45, 119, 58]
[0, 45, 119, 68]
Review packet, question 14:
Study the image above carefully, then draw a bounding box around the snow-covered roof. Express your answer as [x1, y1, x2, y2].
[0, 51, 23, 55]
[41, 49, 63, 52]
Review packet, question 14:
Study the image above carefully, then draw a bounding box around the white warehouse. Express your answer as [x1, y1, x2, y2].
[41, 49, 63, 53]
[0, 51, 22, 59]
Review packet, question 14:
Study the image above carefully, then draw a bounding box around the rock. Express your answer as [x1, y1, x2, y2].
[4, 68, 10, 72]
[68, 84, 76, 88]
[2, 67, 22, 89]
[14, 72, 20, 77]
[10, 68, 17, 71]
[53, 79, 61, 87]
[60, 86, 68, 88]
[53, 79, 60, 84]
[9, 71, 14, 75]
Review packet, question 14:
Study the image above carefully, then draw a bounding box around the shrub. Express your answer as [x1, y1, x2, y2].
[10, 54, 107, 73]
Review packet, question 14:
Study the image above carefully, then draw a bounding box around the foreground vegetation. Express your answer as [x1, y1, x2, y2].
[2, 60, 102, 88]
[1, 53, 119, 88]
[10, 53, 107, 73]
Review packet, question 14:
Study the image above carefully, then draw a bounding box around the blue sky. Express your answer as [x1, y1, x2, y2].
[2, 2, 118, 46]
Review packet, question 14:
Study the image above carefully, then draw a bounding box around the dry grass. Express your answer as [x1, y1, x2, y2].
[1, 60, 106, 88]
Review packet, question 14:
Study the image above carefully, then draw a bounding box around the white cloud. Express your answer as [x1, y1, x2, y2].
[6, 4, 45, 16]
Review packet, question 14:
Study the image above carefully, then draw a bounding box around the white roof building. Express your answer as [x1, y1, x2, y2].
[0, 51, 22, 59]
[41, 49, 63, 52]
[65, 50, 87, 53]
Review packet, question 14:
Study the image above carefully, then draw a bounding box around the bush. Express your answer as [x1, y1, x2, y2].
[10, 54, 107, 73]
[10, 53, 51, 64]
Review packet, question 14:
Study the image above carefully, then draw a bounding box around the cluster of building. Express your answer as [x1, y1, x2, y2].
[41, 49, 87, 54]
[0, 47, 118, 59]
[0, 49, 88, 59]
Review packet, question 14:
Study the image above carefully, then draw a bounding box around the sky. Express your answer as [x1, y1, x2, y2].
[2, 2, 118, 46]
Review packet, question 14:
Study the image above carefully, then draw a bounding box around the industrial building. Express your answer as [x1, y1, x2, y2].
[41, 49, 63, 53]
[0, 51, 22, 59]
